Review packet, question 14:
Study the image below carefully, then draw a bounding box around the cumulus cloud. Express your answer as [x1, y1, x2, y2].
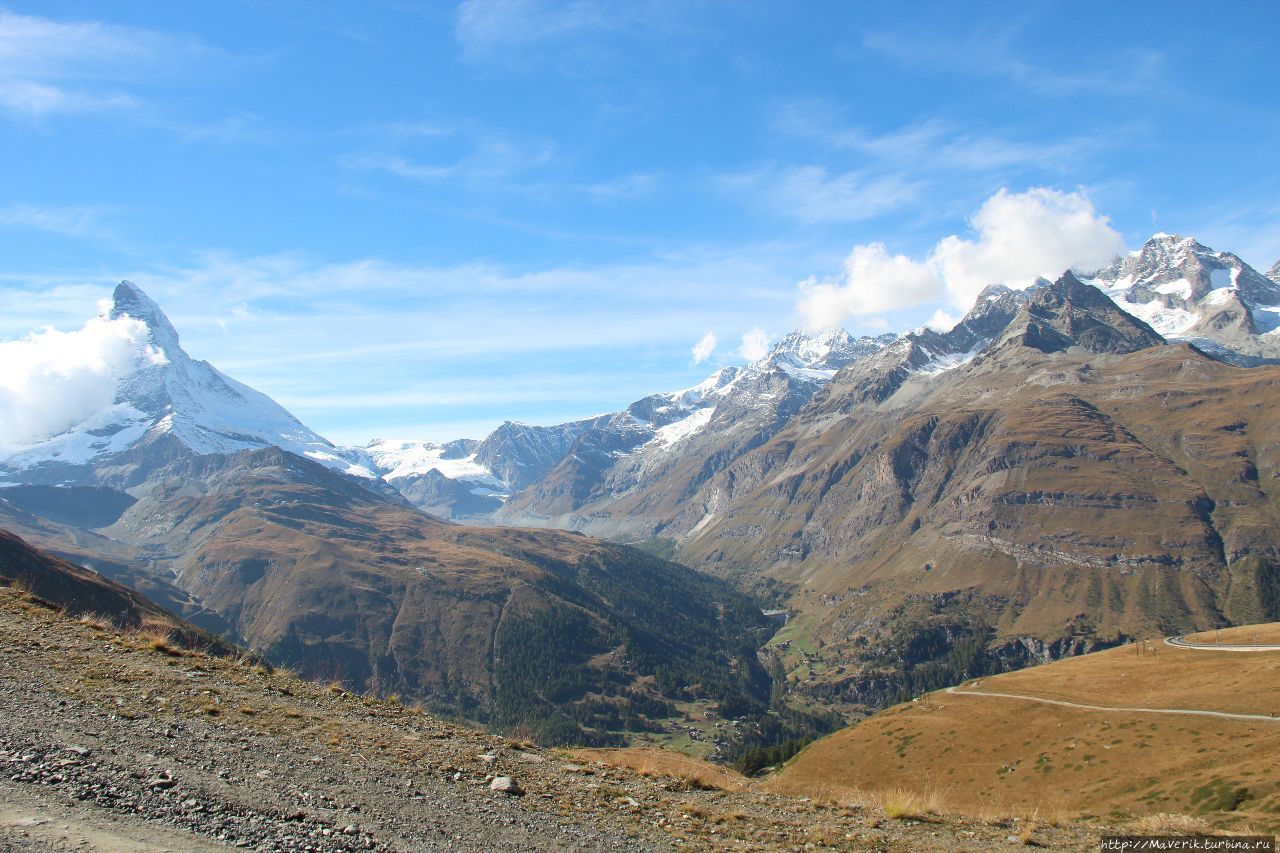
[738, 328, 771, 361]
[690, 331, 717, 365]
[924, 309, 960, 333]
[797, 187, 1124, 330]
[0, 315, 164, 445]
[797, 243, 943, 329]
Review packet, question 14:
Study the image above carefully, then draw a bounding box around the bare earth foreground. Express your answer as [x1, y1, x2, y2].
[0, 588, 1112, 851]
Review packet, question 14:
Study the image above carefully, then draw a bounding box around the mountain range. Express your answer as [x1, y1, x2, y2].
[0, 283, 777, 748]
[2, 231, 1279, 734]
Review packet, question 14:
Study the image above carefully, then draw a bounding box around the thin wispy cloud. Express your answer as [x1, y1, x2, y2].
[453, 0, 617, 60]
[0, 8, 213, 119]
[0, 203, 111, 239]
[587, 172, 660, 200]
[863, 30, 1163, 98]
[774, 108, 1102, 175]
[347, 130, 556, 186]
[720, 165, 919, 224]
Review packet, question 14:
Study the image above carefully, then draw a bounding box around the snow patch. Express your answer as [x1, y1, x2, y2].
[1154, 278, 1192, 300]
[916, 346, 983, 376]
[362, 439, 505, 487]
[650, 407, 714, 448]
[1112, 296, 1199, 336]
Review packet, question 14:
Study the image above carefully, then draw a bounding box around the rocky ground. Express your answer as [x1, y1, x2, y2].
[0, 587, 1107, 851]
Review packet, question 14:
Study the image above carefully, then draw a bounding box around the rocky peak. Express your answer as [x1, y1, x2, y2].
[1267, 260, 1280, 285]
[1000, 271, 1165, 355]
[109, 281, 183, 356]
[759, 328, 898, 380]
[945, 284, 1033, 352]
[1092, 234, 1279, 307]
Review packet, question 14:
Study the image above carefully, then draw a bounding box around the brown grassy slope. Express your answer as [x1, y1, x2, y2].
[770, 629, 1280, 829]
[0, 528, 231, 653]
[975, 627, 1280, 716]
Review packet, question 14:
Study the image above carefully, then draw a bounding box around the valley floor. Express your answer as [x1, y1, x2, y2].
[0, 587, 1110, 851]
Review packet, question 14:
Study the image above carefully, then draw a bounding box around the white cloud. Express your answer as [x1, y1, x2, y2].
[588, 172, 659, 200]
[796, 187, 1124, 329]
[931, 187, 1125, 308]
[0, 315, 165, 445]
[797, 243, 943, 330]
[690, 331, 717, 364]
[774, 110, 1099, 176]
[738, 328, 770, 361]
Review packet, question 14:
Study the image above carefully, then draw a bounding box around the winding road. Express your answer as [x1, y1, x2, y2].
[1165, 635, 1280, 651]
[943, 635, 1280, 723]
[944, 685, 1280, 724]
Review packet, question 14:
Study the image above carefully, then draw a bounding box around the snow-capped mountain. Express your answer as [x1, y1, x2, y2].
[0, 282, 369, 485]
[1267, 260, 1280, 285]
[355, 437, 508, 519]
[365, 327, 897, 521]
[1081, 234, 1280, 364]
[484, 328, 901, 532]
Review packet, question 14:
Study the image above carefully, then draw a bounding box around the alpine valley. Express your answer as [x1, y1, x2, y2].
[3, 232, 1280, 764]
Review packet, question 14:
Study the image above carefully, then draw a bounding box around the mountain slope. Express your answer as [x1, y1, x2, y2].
[490, 330, 901, 536]
[0, 527, 231, 652]
[0, 284, 778, 747]
[0, 585, 1107, 850]
[665, 273, 1280, 710]
[74, 444, 772, 745]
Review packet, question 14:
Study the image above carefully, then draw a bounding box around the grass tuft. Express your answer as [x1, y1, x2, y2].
[875, 785, 946, 820]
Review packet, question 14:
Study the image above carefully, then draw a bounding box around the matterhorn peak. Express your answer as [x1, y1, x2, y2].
[109, 281, 182, 356]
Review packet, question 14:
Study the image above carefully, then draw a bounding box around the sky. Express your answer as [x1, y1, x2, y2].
[0, 0, 1278, 446]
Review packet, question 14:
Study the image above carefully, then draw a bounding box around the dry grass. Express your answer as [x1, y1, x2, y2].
[965, 627, 1280, 717]
[770, 627, 1280, 826]
[1125, 813, 1213, 835]
[78, 613, 114, 632]
[4, 575, 36, 599]
[139, 630, 182, 656]
[574, 747, 748, 792]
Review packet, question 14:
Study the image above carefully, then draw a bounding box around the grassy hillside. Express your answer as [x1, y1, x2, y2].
[770, 624, 1280, 831]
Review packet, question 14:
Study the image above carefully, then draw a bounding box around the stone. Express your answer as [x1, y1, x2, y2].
[489, 776, 522, 796]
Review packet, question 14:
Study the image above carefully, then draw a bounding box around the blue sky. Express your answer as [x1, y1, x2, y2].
[1, 0, 1278, 445]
